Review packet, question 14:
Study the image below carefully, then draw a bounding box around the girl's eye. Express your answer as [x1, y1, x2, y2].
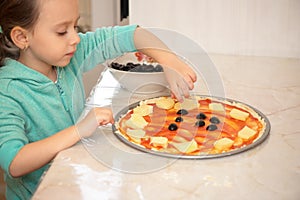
[57, 31, 67, 36]
[57, 25, 79, 35]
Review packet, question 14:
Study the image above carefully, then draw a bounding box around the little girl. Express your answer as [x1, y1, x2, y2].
[0, 0, 196, 199]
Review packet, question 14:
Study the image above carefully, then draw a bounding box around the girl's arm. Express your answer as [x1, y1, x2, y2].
[133, 27, 197, 101]
[9, 107, 113, 177]
[9, 126, 80, 177]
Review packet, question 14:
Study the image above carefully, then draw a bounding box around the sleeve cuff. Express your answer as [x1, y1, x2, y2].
[0, 140, 25, 177]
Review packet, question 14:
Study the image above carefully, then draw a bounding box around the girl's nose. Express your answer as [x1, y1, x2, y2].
[71, 30, 80, 45]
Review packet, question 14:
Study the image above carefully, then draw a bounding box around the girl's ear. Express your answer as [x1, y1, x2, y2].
[10, 26, 29, 50]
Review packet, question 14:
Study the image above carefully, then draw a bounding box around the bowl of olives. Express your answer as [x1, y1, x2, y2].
[107, 52, 168, 94]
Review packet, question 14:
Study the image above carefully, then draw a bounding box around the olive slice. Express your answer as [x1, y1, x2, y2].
[209, 116, 220, 124]
[196, 113, 207, 120]
[168, 123, 178, 131]
[195, 120, 205, 127]
[177, 109, 189, 115]
[175, 117, 183, 122]
[206, 124, 218, 131]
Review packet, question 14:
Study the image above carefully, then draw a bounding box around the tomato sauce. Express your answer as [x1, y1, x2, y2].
[118, 98, 264, 155]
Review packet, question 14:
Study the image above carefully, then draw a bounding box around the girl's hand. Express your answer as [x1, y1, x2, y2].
[76, 107, 114, 138]
[162, 60, 196, 102]
[8, 107, 114, 177]
[90, 107, 114, 126]
[133, 28, 197, 101]
[134, 51, 197, 101]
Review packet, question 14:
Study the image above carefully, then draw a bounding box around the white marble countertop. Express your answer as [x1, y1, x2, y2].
[32, 54, 300, 200]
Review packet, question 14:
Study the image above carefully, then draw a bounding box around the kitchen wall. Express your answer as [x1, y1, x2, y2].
[129, 0, 300, 58]
[78, 0, 91, 32]
[90, 0, 128, 30]
[82, 0, 132, 95]
[78, 0, 126, 31]
[81, 0, 129, 96]
[90, 0, 116, 29]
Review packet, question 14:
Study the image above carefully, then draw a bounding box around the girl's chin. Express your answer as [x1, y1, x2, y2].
[56, 59, 72, 67]
[56, 64, 69, 67]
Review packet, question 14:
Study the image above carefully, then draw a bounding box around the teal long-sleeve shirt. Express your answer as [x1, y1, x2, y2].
[0, 25, 137, 200]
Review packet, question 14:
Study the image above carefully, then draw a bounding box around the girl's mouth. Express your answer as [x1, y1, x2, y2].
[66, 51, 75, 57]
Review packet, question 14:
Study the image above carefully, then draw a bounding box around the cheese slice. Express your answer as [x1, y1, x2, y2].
[125, 114, 148, 129]
[150, 137, 168, 148]
[209, 103, 225, 112]
[238, 126, 257, 140]
[214, 138, 234, 150]
[133, 104, 153, 116]
[142, 97, 160, 105]
[172, 136, 188, 143]
[174, 98, 200, 110]
[156, 98, 175, 110]
[127, 129, 146, 138]
[172, 139, 198, 153]
[230, 108, 249, 121]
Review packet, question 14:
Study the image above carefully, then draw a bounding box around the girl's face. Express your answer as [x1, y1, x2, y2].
[22, 0, 80, 70]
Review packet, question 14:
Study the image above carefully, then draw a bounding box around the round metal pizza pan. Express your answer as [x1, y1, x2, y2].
[112, 95, 271, 159]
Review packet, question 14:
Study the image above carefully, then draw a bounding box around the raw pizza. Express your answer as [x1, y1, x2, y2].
[114, 96, 267, 156]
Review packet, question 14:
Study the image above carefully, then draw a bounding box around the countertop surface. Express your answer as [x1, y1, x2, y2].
[32, 54, 300, 200]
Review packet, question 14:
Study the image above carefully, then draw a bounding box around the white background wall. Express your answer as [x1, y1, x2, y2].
[90, 0, 129, 29]
[90, 0, 117, 29]
[129, 0, 300, 58]
[82, 0, 117, 95]
[78, 0, 91, 31]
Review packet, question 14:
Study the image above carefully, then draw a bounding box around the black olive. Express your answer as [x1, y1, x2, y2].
[140, 64, 148, 72]
[206, 124, 218, 131]
[175, 117, 183, 122]
[111, 62, 124, 70]
[196, 113, 207, 120]
[129, 67, 138, 72]
[177, 109, 189, 115]
[168, 123, 178, 131]
[210, 116, 220, 124]
[145, 65, 155, 72]
[154, 65, 163, 72]
[126, 62, 135, 67]
[111, 62, 118, 69]
[111, 62, 165, 73]
[195, 120, 205, 127]
[124, 67, 131, 71]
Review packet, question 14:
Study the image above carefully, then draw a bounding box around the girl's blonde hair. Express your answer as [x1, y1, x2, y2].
[0, 0, 40, 66]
